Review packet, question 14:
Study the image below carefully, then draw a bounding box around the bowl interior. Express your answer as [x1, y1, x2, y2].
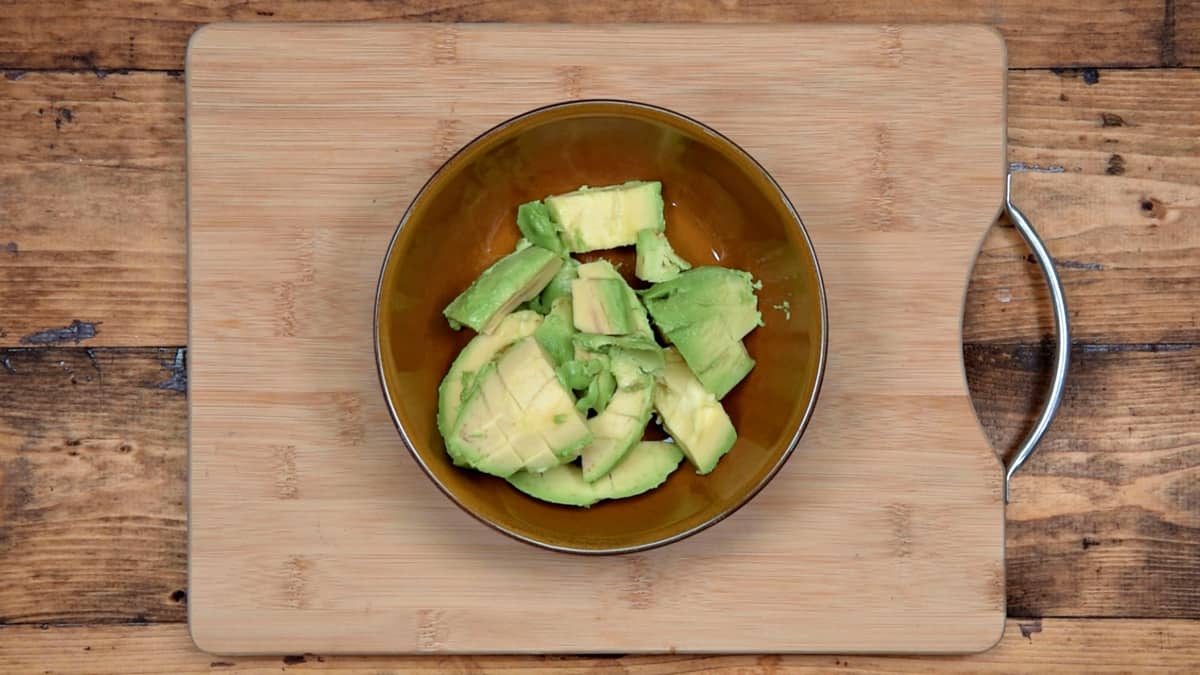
[377, 101, 824, 552]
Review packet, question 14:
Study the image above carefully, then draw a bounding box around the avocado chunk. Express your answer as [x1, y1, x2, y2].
[533, 296, 575, 366]
[654, 348, 737, 475]
[641, 266, 762, 397]
[516, 200, 566, 254]
[635, 229, 692, 283]
[535, 257, 578, 311]
[576, 260, 654, 338]
[443, 246, 562, 334]
[437, 309, 544, 446]
[571, 278, 633, 335]
[666, 317, 756, 400]
[507, 440, 684, 506]
[603, 441, 685, 499]
[545, 181, 665, 252]
[580, 355, 655, 483]
[448, 338, 591, 476]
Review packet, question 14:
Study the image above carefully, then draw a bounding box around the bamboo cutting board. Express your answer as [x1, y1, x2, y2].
[187, 23, 1007, 654]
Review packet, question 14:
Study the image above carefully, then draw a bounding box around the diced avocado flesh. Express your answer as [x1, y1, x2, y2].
[635, 229, 692, 283]
[536, 257, 578, 311]
[516, 200, 566, 254]
[437, 310, 544, 447]
[443, 246, 562, 334]
[545, 181, 665, 253]
[642, 266, 762, 397]
[576, 260, 654, 338]
[580, 370, 654, 483]
[507, 440, 684, 507]
[654, 349, 737, 475]
[571, 278, 633, 335]
[447, 338, 591, 477]
[641, 266, 762, 339]
[533, 296, 575, 366]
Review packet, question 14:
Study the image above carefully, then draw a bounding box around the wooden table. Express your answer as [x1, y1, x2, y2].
[1, 2, 1197, 672]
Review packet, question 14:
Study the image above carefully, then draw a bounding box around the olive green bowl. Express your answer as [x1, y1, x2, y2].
[375, 100, 826, 554]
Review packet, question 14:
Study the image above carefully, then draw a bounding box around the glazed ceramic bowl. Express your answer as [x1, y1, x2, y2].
[376, 100, 826, 554]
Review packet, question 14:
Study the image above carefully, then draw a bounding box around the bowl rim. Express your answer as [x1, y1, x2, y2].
[374, 98, 829, 555]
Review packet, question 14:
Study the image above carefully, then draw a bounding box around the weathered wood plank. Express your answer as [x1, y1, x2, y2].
[2, 619, 1199, 672]
[0, 0, 1168, 71]
[965, 68, 1200, 344]
[3, 69, 1198, 347]
[0, 348, 188, 625]
[1, 344, 1196, 623]
[0, 72, 186, 347]
[966, 342, 1200, 618]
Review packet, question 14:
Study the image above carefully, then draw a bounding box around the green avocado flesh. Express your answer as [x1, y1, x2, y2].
[641, 266, 762, 398]
[635, 229, 691, 283]
[435, 181, 764, 506]
[443, 246, 562, 333]
[654, 348, 737, 475]
[507, 440, 685, 506]
[544, 180, 664, 253]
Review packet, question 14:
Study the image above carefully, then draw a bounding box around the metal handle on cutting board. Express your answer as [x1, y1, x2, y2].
[1002, 172, 1071, 503]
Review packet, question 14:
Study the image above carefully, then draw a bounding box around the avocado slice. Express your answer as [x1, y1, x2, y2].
[515, 200, 566, 254]
[571, 278, 633, 335]
[533, 296, 575, 367]
[635, 229, 692, 283]
[506, 440, 684, 506]
[448, 337, 591, 477]
[443, 246, 563, 334]
[544, 180, 665, 252]
[437, 309, 544, 448]
[654, 348, 737, 475]
[603, 441, 684, 499]
[506, 461, 601, 507]
[576, 260, 654, 338]
[580, 355, 655, 483]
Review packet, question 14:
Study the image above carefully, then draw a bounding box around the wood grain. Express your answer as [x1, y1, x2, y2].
[0, 72, 186, 347]
[5, 67, 1198, 348]
[966, 68, 1200, 344]
[184, 23, 1007, 654]
[0, 341, 1194, 625]
[965, 343, 1200, 618]
[2, 619, 1199, 673]
[0, 348, 188, 625]
[0, 0, 1171, 72]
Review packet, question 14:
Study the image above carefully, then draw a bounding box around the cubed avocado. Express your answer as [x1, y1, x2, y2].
[532, 296, 575, 366]
[443, 246, 562, 334]
[448, 338, 591, 476]
[653, 348, 737, 475]
[544, 180, 664, 252]
[667, 316, 755, 399]
[515, 200, 566, 254]
[535, 256, 578, 311]
[641, 266, 762, 339]
[571, 278, 633, 335]
[635, 229, 692, 283]
[437, 310, 544, 443]
[576, 260, 654, 338]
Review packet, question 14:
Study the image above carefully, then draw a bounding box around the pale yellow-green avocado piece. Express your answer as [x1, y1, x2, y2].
[580, 382, 653, 483]
[571, 278, 633, 335]
[653, 348, 737, 474]
[437, 310, 543, 442]
[544, 181, 665, 253]
[575, 260, 654, 338]
[448, 338, 592, 477]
